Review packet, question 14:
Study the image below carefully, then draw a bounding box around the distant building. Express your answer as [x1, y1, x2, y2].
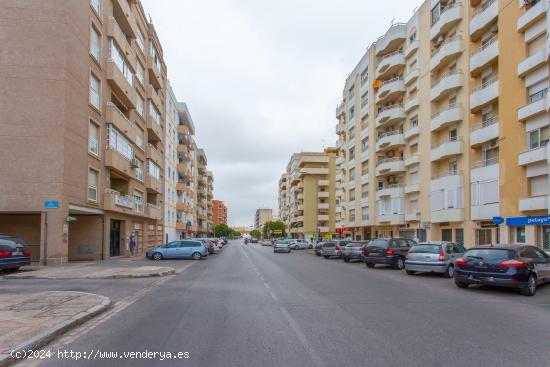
[212, 200, 228, 226]
[254, 209, 273, 230]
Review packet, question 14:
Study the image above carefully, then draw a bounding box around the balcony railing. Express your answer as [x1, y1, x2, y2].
[528, 88, 548, 103]
[105, 188, 133, 209]
[431, 103, 462, 119]
[377, 157, 404, 165]
[472, 0, 496, 17]
[431, 35, 463, 56]
[377, 130, 404, 140]
[472, 76, 498, 92]
[471, 116, 498, 131]
[431, 2, 463, 25]
[431, 70, 464, 87]
[472, 157, 499, 169]
[378, 50, 404, 62]
[432, 170, 463, 180]
[471, 36, 498, 56]
[376, 183, 404, 191]
[431, 136, 463, 149]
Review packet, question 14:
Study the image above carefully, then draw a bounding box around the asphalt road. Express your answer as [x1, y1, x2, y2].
[20, 240, 550, 367]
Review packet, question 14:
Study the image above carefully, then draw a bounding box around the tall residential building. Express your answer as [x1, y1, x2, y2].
[254, 209, 273, 231]
[212, 200, 228, 226]
[278, 149, 338, 240]
[207, 171, 215, 234]
[334, 0, 549, 249]
[174, 102, 197, 239]
[164, 81, 179, 242]
[195, 149, 214, 236]
[0, 0, 166, 264]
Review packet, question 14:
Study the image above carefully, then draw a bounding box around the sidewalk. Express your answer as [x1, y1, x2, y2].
[0, 291, 111, 367]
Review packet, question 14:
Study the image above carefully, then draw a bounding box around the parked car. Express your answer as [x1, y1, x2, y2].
[290, 239, 310, 250]
[342, 242, 367, 262]
[250, 238, 259, 244]
[0, 235, 31, 271]
[320, 240, 350, 259]
[454, 245, 550, 296]
[147, 240, 208, 260]
[314, 242, 324, 256]
[362, 238, 414, 269]
[192, 238, 216, 254]
[274, 240, 291, 253]
[405, 242, 465, 277]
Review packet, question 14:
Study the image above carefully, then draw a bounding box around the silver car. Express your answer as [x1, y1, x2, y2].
[290, 239, 310, 250]
[274, 240, 291, 253]
[320, 240, 350, 259]
[405, 242, 466, 278]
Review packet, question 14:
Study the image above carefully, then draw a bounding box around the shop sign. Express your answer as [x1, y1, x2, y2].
[506, 215, 550, 227]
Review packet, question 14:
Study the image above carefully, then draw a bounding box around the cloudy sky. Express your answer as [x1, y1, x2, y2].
[142, 0, 418, 226]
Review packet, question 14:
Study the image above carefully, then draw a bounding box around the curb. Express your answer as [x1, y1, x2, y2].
[2, 268, 175, 280]
[0, 293, 112, 367]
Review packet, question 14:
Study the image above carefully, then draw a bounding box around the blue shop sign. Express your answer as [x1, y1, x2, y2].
[506, 215, 550, 227]
[44, 200, 59, 209]
[492, 216, 504, 225]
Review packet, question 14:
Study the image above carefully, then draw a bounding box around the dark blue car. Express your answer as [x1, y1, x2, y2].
[454, 245, 550, 296]
[0, 235, 31, 271]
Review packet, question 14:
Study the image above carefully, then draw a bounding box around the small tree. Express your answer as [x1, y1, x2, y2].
[214, 224, 231, 237]
[262, 220, 286, 238]
[250, 229, 262, 239]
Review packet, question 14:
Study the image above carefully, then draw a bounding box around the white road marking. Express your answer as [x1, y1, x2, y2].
[280, 306, 325, 367]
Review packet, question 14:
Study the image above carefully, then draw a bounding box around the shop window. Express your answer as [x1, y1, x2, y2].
[516, 227, 526, 243]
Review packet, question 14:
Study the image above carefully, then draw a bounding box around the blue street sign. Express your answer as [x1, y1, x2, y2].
[44, 200, 59, 209]
[492, 216, 504, 225]
[506, 215, 550, 227]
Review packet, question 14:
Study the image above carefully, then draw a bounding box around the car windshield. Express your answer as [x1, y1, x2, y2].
[368, 239, 388, 248]
[276, 240, 289, 244]
[322, 242, 335, 247]
[409, 244, 441, 254]
[465, 249, 512, 263]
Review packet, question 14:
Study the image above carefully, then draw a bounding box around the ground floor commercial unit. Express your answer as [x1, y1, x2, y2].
[288, 229, 338, 241]
[0, 205, 164, 265]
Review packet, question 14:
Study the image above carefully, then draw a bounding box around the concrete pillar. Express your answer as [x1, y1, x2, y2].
[44, 209, 69, 265]
[526, 225, 537, 246]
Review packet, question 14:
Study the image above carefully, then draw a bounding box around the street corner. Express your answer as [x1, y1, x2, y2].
[0, 291, 111, 367]
[102, 266, 176, 279]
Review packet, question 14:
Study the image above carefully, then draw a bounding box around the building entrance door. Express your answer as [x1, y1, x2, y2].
[109, 220, 121, 257]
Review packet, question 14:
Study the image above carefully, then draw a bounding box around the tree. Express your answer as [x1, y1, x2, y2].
[250, 229, 262, 239]
[262, 220, 286, 238]
[214, 224, 231, 237]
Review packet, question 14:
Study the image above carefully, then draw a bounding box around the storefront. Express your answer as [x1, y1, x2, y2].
[505, 215, 550, 250]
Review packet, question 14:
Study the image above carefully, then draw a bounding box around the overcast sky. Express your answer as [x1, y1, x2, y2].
[142, 0, 418, 226]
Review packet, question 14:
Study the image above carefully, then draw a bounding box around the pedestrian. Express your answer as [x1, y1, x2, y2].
[128, 235, 136, 256]
[412, 234, 419, 245]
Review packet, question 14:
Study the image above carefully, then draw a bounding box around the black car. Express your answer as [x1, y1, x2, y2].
[454, 245, 550, 296]
[250, 238, 259, 244]
[362, 238, 415, 270]
[0, 235, 31, 271]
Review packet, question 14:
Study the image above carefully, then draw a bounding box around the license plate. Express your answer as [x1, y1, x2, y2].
[13, 250, 21, 256]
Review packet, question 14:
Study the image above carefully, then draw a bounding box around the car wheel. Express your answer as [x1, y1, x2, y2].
[192, 252, 201, 260]
[152, 252, 163, 261]
[394, 257, 405, 270]
[520, 274, 537, 296]
[454, 280, 468, 288]
[309, 245, 313, 249]
[405, 270, 415, 275]
[366, 262, 375, 268]
[315, 253, 321, 256]
[344, 257, 350, 263]
[443, 264, 454, 278]
[324, 255, 329, 259]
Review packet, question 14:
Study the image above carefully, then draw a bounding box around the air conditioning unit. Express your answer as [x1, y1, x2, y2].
[131, 158, 139, 168]
[435, 35, 445, 47]
[487, 140, 499, 149]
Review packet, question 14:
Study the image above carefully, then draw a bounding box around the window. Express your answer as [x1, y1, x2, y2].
[442, 229, 452, 242]
[349, 167, 355, 181]
[455, 229, 464, 246]
[361, 138, 368, 152]
[90, 0, 101, 15]
[136, 29, 145, 54]
[136, 62, 145, 86]
[361, 206, 368, 221]
[88, 168, 98, 202]
[361, 183, 368, 198]
[134, 191, 143, 213]
[349, 188, 356, 201]
[136, 94, 144, 117]
[476, 229, 492, 246]
[89, 122, 99, 156]
[431, 3, 441, 25]
[149, 102, 161, 125]
[516, 227, 526, 243]
[90, 26, 101, 61]
[411, 116, 418, 127]
[89, 73, 100, 109]
[107, 125, 133, 160]
[527, 126, 549, 150]
[349, 209, 356, 222]
[135, 158, 144, 181]
[148, 160, 160, 180]
[109, 40, 134, 86]
[136, 127, 144, 150]
[150, 43, 161, 71]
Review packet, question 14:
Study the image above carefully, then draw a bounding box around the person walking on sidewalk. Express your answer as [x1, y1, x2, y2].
[128, 236, 136, 257]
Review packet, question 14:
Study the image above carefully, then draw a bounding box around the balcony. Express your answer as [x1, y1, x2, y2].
[360, 101, 369, 118]
[518, 48, 548, 77]
[318, 191, 330, 198]
[430, 2, 464, 40]
[105, 148, 132, 178]
[146, 115, 163, 142]
[106, 60, 136, 109]
[470, 37, 499, 75]
[318, 179, 329, 187]
[300, 167, 329, 176]
[404, 39, 419, 58]
[318, 227, 331, 233]
[106, 103, 137, 142]
[404, 126, 419, 140]
[361, 173, 369, 184]
[470, 117, 499, 147]
[430, 104, 464, 132]
[431, 138, 464, 162]
[375, 131, 405, 152]
[404, 68, 419, 86]
[376, 185, 404, 199]
[517, 0, 547, 32]
[405, 183, 420, 194]
[335, 123, 345, 135]
[147, 84, 163, 112]
[146, 203, 162, 220]
[376, 158, 406, 176]
[404, 154, 420, 167]
[470, 77, 498, 112]
[147, 58, 163, 90]
[177, 163, 191, 178]
[518, 145, 549, 166]
[471, 158, 499, 182]
[375, 105, 405, 128]
[375, 78, 406, 105]
[107, 17, 136, 71]
[405, 211, 420, 222]
[431, 171, 463, 191]
[375, 23, 407, 56]
[404, 96, 419, 113]
[145, 175, 162, 194]
[470, 0, 498, 40]
[336, 101, 344, 117]
[471, 160, 500, 220]
[471, 203, 500, 220]
[376, 213, 405, 225]
[318, 203, 330, 210]
[430, 71, 464, 102]
[146, 144, 163, 167]
[430, 36, 464, 71]
[318, 215, 330, 221]
[431, 208, 464, 223]
[519, 196, 549, 212]
[104, 189, 135, 215]
[376, 52, 406, 79]
[112, 0, 138, 38]
[517, 89, 548, 121]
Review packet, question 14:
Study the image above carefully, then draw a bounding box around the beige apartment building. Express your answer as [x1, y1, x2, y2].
[335, 0, 550, 249]
[278, 149, 338, 240]
[193, 149, 214, 237]
[0, 0, 168, 264]
[254, 209, 273, 231]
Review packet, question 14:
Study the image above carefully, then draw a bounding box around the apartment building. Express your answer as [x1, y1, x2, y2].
[207, 171, 215, 234]
[175, 102, 197, 239]
[0, 0, 167, 264]
[334, 0, 550, 249]
[194, 150, 214, 236]
[164, 82, 179, 242]
[254, 209, 273, 231]
[212, 200, 228, 226]
[278, 149, 338, 240]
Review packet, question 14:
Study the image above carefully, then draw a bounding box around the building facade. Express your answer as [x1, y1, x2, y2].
[0, 0, 167, 264]
[334, 0, 549, 249]
[212, 200, 228, 226]
[278, 149, 338, 240]
[164, 81, 179, 242]
[254, 209, 273, 231]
